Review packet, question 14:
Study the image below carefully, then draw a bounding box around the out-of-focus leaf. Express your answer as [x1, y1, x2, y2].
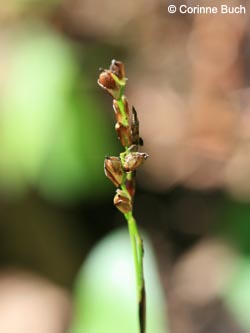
[0, 25, 76, 196]
[0, 24, 116, 203]
[218, 198, 250, 253]
[219, 197, 250, 330]
[37, 94, 115, 203]
[224, 256, 250, 330]
[71, 228, 168, 333]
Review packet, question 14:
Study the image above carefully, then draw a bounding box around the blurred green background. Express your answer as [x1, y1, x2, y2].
[0, 0, 250, 332]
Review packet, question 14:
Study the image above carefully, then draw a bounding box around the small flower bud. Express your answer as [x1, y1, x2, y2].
[113, 189, 132, 214]
[115, 122, 132, 147]
[113, 100, 123, 123]
[104, 156, 124, 187]
[125, 177, 136, 198]
[97, 70, 121, 99]
[98, 71, 116, 89]
[110, 59, 126, 80]
[113, 97, 130, 124]
[122, 152, 148, 172]
[122, 95, 130, 118]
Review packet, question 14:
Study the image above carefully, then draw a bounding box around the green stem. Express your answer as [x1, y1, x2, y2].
[125, 212, 144, 299]
[125, 211, 146, 333]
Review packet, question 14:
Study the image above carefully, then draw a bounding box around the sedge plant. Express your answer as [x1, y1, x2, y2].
[98, 60, 148, 333]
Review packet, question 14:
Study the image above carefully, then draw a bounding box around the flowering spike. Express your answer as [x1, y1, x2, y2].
[122, 152, 149, 172]
[110, 59, 126, 80]
[113, 189, 132, 214]
[104, 156, 124, 187]
[98, 70, 121, 99]
[113, 100, 123, 123]
[98, 60, 147, 333]
[122, 95, 130, 119]
[115, 122, 132, 147]
[125, 177, 136, 198]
